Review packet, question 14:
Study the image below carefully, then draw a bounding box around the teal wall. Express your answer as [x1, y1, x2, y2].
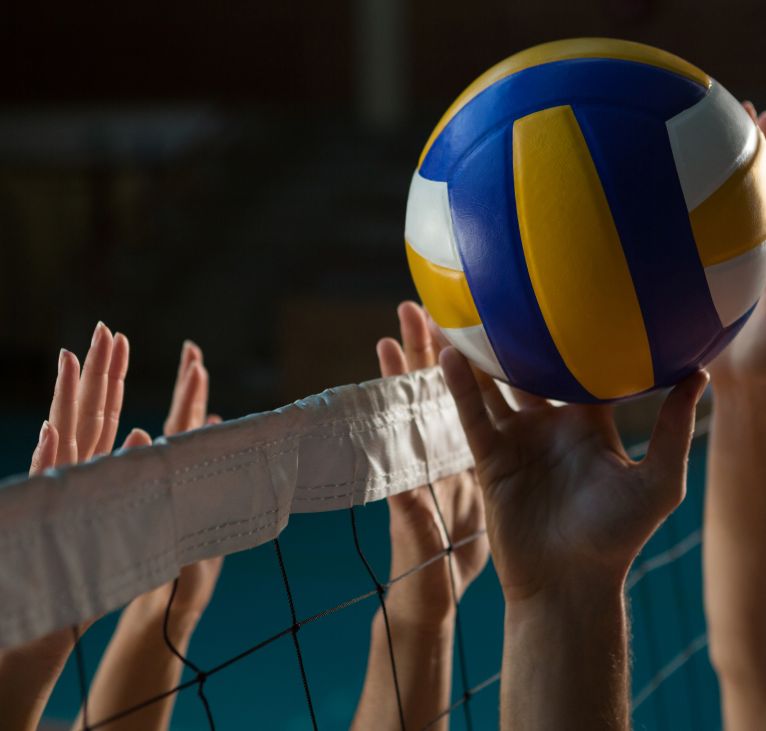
[0, 414, 717, 730]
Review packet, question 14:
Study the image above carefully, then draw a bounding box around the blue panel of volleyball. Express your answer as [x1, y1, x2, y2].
[406, 38, 766, 402]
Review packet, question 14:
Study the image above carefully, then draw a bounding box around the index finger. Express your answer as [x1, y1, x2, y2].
[440, 347, 499, 465]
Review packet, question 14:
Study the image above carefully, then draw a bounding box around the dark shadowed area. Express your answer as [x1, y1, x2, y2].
[0, 1, 759, 728]
[2, 0, 765, 416]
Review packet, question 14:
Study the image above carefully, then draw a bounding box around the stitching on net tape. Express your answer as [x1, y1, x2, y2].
[0, 367, 473, 647]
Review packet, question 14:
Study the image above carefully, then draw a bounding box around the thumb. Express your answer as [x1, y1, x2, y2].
[440, 347, 498, 465]
[642, 370, 709, 501]
[30, 421, 59, 476]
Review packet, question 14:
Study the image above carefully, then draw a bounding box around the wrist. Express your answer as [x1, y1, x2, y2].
[501, 575, 629, 731]
[503, 571, 625, 622]
[501, 561, 627, 607]
[374, 605, 455, 641]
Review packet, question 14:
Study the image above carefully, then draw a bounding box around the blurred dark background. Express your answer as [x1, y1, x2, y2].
[0, 5, 753, 728]
[1, 0, 765, 422]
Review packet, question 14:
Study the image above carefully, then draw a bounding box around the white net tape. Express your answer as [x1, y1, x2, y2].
[0, 367, 472, 648]
[0, 366, 715, 723]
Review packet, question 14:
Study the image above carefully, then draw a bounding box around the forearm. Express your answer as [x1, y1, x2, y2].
[0, 630, 74, 731]
[705, 381, 766, 721]
[502, 579, 629, 731]
[352, 609, 454, 731]
[77, 600, 200, 730]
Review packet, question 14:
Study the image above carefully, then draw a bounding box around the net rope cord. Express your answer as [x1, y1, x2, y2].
[0, 366, 713, 728]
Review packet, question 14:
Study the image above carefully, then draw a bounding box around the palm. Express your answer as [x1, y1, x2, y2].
[162, 342, 223, 618]
[431, 473, 488, 594]
[482, 406, 659, 596]
[378, 302, 489, 626]
[388, 471, 488, 618]
[441, 346, 708, 600]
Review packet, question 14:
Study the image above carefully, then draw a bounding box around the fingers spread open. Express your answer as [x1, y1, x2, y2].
[398, 301, 436, 371]
[93, 332, 130, 456]
[643, 370, 709, 499]
[76, 322, 115, 460]
[49, 349, 81, 466]
[165, 361, 208, 436]
[440, 347, 499, 464]
[29, 421, 59, 476]
[376, 337, 408, 378]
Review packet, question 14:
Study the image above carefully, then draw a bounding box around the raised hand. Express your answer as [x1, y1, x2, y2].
[709, 102, 766, 388]
[31, 322, 129, 472]
[162, 341, 223, 619]
[441, 346, 707, 730]
[353, 302, 488, 731]
[379, 302, 489, 624]
[441, 347, 708, 598]
[699, 99, 766, 731]
[0, 322, 130, 731]
[80, 341, 223, 731]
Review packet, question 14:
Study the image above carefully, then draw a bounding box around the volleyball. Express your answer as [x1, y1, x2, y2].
[405, 37, 766, 402]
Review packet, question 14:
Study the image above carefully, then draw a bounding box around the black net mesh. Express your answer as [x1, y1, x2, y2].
[56, 422, 712, 730]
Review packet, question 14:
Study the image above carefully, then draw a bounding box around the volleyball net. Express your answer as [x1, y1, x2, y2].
[0, 367, 716, 729]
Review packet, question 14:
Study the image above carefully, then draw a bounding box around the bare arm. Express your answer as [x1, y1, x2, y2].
[705, 380, 766, 729]
[0, 323, 126, 731]
[354, 611, 456, 731]
[441, 346, 706, 731]
[503, 578, 628, 730]
[352, 303, 489, 731]
[702, 100, 766, 731]
[77, 342, 223, 730]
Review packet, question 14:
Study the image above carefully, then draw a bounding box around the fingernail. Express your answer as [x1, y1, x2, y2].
[39, 420, 50, 444]
[92, 321, 106, 346]
[58, 348, 69, 372]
